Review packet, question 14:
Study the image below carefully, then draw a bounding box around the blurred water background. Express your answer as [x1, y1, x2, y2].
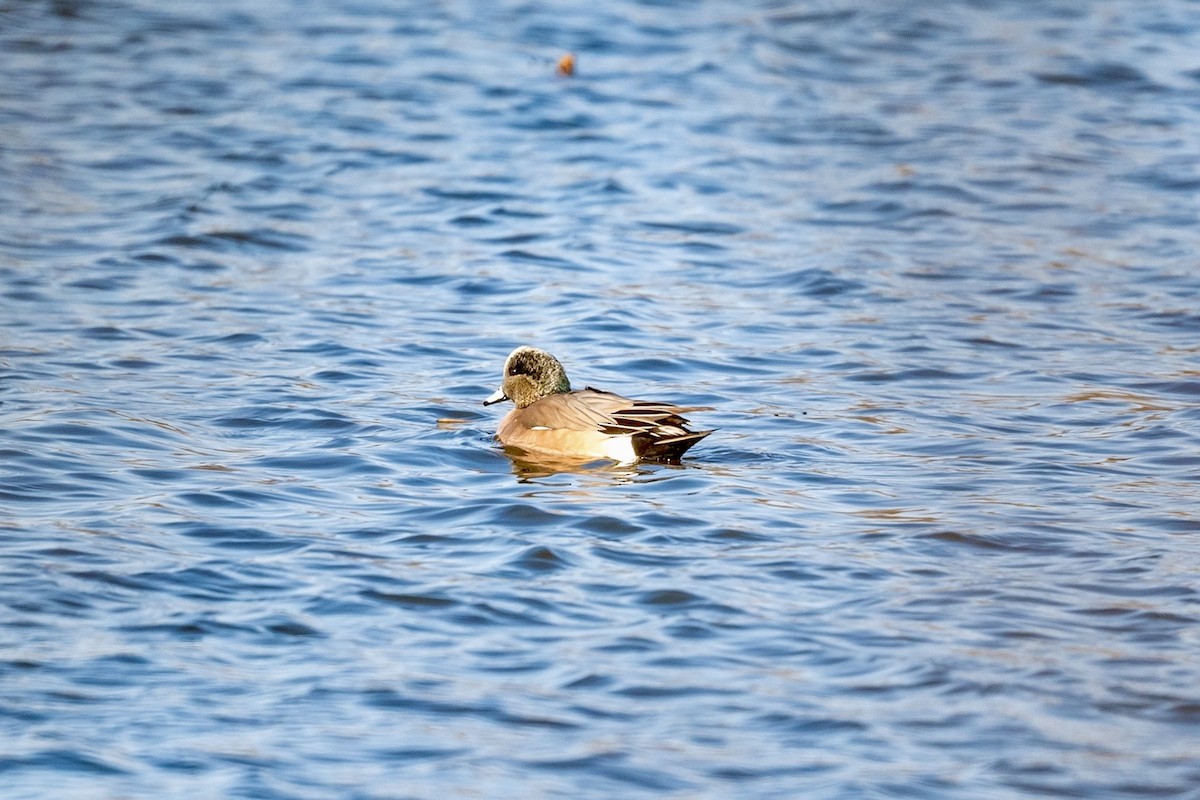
[3, 1, 1200, 797]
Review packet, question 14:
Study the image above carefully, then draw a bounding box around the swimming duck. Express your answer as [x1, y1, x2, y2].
[483, 346, 713, 463]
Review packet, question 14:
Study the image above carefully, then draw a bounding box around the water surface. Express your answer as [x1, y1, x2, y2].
[3, 1, 1200, 798]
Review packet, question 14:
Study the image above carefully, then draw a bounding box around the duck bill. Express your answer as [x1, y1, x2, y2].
[483, 388, 509, 406]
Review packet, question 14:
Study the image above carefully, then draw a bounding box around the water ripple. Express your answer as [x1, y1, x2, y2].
[3, 0, 1200, 798]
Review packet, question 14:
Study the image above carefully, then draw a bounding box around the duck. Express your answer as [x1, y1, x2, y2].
[483, 346, 713, 463]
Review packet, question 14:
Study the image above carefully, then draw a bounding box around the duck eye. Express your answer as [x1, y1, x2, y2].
[507, 354, 533, 376]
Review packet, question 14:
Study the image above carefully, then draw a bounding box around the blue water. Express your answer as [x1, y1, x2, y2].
[3, 1, 1200, 797]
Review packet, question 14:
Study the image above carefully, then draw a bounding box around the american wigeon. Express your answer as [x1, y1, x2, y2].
[483, 346, 713, 463]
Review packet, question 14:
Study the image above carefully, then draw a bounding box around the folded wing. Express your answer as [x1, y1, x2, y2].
[516, 388, 714, 462]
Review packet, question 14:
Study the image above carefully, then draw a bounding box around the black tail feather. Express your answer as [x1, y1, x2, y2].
[632, 429, 715, 462]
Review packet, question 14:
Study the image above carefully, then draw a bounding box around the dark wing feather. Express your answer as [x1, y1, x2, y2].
[584, 389, 714, 462]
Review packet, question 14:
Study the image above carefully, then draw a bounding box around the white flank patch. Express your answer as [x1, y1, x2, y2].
[601, 434, 638, 463]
